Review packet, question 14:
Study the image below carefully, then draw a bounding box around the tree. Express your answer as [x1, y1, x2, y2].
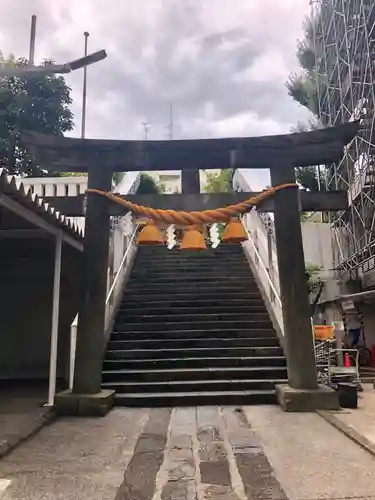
[57, 172, 86, 178]
[0, 53, 74, 176]
[287, 38, 326, 193]
[296, 165, 321, 192]
[137, 173, 162, 194]
[204, 169, 233, 193]
[113, 172, 125, 185]
[286, 17, 320, 115]
[305, 262, 325, 314]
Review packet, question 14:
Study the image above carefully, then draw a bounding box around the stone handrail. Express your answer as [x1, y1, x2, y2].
[233, 170, 284, 336]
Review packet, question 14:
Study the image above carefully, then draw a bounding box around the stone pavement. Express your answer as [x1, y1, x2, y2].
[1, 405, 375, 499]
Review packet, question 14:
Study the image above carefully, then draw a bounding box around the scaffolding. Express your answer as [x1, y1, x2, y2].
[311, 0, 375, 283]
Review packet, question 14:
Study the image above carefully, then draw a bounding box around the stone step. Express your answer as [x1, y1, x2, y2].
[126, 283, 260, 293]
[117, 305, 268, 316]
[102, 242, 285, 407]
[110, 328, 278, 340]
[136, 246, 244, 253]
[127, 275, 256, 284]
[107, 336, 281, 350]
[102, 366, 288, 383]
[133, 255, 249, 264]
[114, 312, 270, 325]
[133, 259, 251, 267]
[137, 245, 244, 255]
[131, 270, 253, 279]
[103, 356, 286, 371]
[106, 346, 283, 360]
[133, 260, 252, 274]
[119, 298, 265, 309]
[113, 319, 273, 332]
[113, 390, 277, 407]
[102, 378, 286, 394]
[121, 290, 262, 301]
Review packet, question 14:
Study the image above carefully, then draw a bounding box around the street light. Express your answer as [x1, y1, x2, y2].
[0, 49, 107, 77]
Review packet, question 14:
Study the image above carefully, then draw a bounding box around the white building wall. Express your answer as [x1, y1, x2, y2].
[301, 221, 342, 304]
[17, 173, 140, 277]
[145, 169, 221, 193]
[19, 176, 89, 234]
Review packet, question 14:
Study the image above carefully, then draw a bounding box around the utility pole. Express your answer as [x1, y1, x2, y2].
[28, 15, 37, 66]
[141, 121, 151, 140]
[168, 102, 174, 140]
[81, 32, 89, 139]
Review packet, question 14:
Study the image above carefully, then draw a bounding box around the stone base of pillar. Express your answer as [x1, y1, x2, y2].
[276, 384, 339, 412]
[54, 389, 115, 417]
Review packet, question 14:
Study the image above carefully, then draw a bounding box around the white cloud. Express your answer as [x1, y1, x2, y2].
[0, 0, 312, 188]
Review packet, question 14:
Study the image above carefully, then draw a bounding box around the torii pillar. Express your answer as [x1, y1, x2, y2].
[270, 165, 339, 411]
[55, 164, 115, 416]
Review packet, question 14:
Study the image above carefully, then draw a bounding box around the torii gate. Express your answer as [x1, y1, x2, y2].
[24, 121, 359, 415]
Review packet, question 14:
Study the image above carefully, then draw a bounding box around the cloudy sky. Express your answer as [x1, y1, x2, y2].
[0, 0, 311, 189]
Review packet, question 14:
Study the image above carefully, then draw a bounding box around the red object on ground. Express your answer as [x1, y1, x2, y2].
[344, 352, 351, 367]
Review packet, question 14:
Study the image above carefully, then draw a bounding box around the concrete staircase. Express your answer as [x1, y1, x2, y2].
[102, 244, 287, 406]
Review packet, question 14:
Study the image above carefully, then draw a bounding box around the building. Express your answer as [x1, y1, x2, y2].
[311, 0, 375, 355]
[312, 0, 375, 286]
[146, 171, 181, 193]
[146, 170, 223, 193]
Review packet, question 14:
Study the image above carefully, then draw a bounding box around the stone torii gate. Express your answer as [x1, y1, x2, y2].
[24, 121, 359, 415]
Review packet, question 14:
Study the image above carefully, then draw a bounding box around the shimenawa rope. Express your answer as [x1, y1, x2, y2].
[86, 183, 297, 224]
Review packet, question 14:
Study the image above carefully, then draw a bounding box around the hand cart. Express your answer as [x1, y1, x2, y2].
[314, 338, 361, 390]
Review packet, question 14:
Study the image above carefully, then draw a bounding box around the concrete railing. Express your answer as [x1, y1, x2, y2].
[233, 170, 284, 336]
[67, 172, 141, 390]
[242, 212, 284, 336]
[105, 223, 138, 333]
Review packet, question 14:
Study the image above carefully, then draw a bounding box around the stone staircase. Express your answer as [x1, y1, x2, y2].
[102, 244, 287, 406]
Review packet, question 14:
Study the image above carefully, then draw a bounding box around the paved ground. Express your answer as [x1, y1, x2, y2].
[320, 384, 375, 447]
[1, 405, 375, 499]
[0, 385, 54, 458]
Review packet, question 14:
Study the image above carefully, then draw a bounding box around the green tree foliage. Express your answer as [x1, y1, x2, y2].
[286, 22, 329, 193]
[204, 169, 233, 193]
[137, 173, 162, 194]
[286, 18, 320, 115]
[292, 120, 323, 191]
[296, 166, 321, 192]
[57, 172, 86, 178]
[112, 172, 125, 184]
[0, 53, 74, 176]
[305, 262, 323, 294]
[305, 262, 325, 313]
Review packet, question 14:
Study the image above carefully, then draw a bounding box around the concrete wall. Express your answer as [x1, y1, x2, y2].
[360, 303, 375, 349]
[302, 221, 333, 271]
[0, 238, 82, 381]
[301, 220, 344, 304]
